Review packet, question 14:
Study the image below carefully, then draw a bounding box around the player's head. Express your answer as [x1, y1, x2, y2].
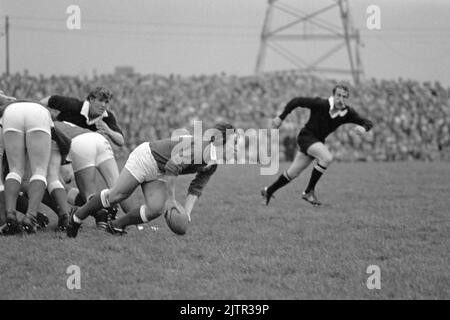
[86, 87, 113, 117]
[210, 122, 236, 145]
[332, 84, 349, 110]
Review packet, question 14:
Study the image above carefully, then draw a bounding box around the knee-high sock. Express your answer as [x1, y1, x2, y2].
[50, 188, 70, 217]
[26, 180, 47, 218]
[112, 207, 143, 230]
[267, 171, 293, 195]
[74, 191, 104, 221]
[0, 191, 5, 225]
[305, 163, 327, 193]
[16, 193, 29, 214]
[4, 179, 21, 214]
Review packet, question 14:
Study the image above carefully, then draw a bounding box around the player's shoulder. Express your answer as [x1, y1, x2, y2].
[49, 95, 82, 108]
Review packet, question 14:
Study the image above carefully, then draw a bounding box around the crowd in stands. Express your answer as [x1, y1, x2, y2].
[1, 70, 449, 162]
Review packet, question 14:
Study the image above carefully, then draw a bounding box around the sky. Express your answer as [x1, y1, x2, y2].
[1, 0, 450, 84]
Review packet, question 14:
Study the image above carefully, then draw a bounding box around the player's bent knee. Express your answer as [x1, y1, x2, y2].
[104, 189, 128, 207]
[319, 153, 333, 166]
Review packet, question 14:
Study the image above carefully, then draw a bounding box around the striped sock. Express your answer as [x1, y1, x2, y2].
[267, 171, 293, 195]
[305, 163, 327, 193]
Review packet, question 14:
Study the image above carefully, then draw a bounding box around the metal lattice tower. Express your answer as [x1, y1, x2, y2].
[255, 0, 363, 84]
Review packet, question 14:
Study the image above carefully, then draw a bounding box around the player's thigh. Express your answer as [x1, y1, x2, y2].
[25, 130, 52, 175]
[74, 167, 97, 201]
[286, 151, 314, 177]
[97, 159, 120, 189]
[46, 142, 62, 183]
[2, 131, 25, 174]
[306, 142, 333, 164]
[141, 180, 168, 215]
[107, 167, 141, 205]
[69, 134, 97, 173]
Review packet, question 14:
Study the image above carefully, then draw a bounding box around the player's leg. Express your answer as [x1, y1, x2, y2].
[0, 135, 6, 234]
[108, 180, 167, 233]
[302, 142, 333, 206]
[22, 129, 52, 233]
[46, 144, 71, 230]
[2, 128, 26, 234]
[66, 167, 140, 238]
[97, 159, 135, 214]
[262, 151, 313, 205]
[95, 134, 135, 215]
[70, 133, 99, 202]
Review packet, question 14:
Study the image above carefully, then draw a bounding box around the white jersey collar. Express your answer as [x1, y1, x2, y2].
[328, 96, 348, 118]
[80, 100, 108, 125]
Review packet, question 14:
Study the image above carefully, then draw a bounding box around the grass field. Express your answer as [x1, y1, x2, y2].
[0, 161, 449, 299]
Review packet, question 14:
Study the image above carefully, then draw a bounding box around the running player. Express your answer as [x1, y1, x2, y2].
[262, 84, 373, 206]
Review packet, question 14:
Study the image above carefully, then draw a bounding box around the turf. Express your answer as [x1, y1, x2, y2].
[0, 162, 449, 299]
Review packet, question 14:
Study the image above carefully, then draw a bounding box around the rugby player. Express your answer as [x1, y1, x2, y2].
[0, 91, 75, 234]
[66, 122, 237, 238]
[40, 87, 124, 147]
[53, 121, 134, 228]
[262, 84, 373, 206]
[0, 95, 54, 233]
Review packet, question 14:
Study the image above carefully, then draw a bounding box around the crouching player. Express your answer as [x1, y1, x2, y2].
[66, 122, 237, 238]
[54, 121, 134, 228]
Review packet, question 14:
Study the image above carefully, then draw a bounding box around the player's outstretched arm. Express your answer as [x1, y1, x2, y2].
[165, 175, 185, 214]
[184, 194, 197, 222]
[272, 116, 283, 129]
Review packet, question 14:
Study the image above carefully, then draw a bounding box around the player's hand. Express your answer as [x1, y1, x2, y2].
[166, 198, 188, 221]
[353, 125, 366, 136]
[96, 120, 110, 136]
[272, 116, 282, 129]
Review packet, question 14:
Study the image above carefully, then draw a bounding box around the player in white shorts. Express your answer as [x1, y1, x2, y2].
[54, 121, 134, 227]
[66, 122, 238, 238]
[0, 97, 53, 234]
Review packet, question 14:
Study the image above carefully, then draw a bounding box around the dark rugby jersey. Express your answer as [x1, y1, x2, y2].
[279, 96, 373, 141]
[53, 121, 92, 140]
[48, 95, 123, 136]
[148, 138, 218, 197]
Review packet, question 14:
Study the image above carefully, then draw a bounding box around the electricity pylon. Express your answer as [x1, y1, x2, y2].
[255, 0, 363, 84]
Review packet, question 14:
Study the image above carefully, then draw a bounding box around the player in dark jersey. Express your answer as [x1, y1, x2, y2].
[66, 122, 237, 238]
[261, 84, 373, 206]
[40, 87, 124, 147]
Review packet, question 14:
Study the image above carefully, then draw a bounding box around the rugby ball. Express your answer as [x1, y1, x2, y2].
[164, 205, 189, 235]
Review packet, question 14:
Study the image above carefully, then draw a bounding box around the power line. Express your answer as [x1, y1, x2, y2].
[2, 15, 261, 30]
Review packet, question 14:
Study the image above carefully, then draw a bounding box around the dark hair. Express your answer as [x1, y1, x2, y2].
[332, 84, 350, 98]
[210, 122, 235, 144]
[86, 87, 113, 102]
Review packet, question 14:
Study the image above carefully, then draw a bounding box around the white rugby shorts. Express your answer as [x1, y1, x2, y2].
[2, 102, 53, 135]
[124, 142, 164, 183]
[67, 132, 115, 172]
